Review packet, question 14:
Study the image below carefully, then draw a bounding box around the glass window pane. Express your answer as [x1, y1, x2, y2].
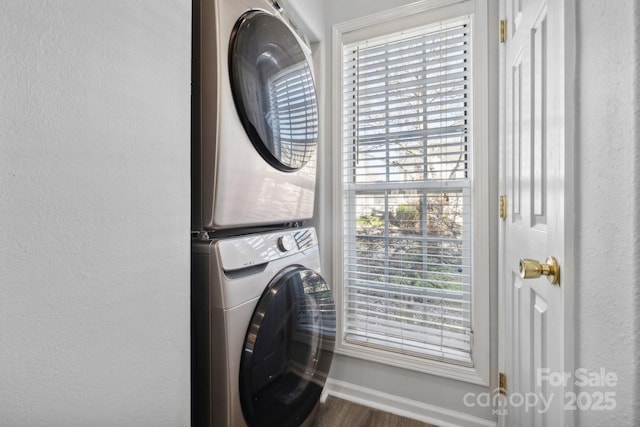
[342, 17, 473, 364]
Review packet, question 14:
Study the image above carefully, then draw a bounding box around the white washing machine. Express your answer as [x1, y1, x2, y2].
[191, 227, 335, 427]
[192, 0, 320, 231]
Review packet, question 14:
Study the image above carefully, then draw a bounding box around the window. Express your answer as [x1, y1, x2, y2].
[332, 0, 490, 383]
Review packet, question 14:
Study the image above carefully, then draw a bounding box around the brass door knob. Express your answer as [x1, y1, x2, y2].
[519, 256, 560, 285]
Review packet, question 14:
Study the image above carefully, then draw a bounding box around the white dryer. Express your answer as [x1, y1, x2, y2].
[192, 0, 320, 231]
[191, 227, 335, 427]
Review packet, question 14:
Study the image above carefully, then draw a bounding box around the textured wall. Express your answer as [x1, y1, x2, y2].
[0, 1, 191, 425]
[575, 0, 639, 425]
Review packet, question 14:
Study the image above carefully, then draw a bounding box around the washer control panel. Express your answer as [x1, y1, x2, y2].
[215, 227, 318, 271]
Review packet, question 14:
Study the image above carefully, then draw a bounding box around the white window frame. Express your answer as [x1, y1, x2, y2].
[331, 0, 491, 385]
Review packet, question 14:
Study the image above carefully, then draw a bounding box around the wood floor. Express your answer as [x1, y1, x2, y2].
[313, 396, 438, 427]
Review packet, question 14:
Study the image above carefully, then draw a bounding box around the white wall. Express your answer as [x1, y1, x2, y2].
[0, 2, 191, 426]
[282, 0, 326, 41]
[575, 0, 640, 425]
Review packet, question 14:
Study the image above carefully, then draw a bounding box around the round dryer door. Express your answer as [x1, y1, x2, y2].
[239, 266, 335, 427]
[229, 11, 319, 172]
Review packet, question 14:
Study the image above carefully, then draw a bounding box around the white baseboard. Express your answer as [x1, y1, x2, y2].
[321, 379, 497, 427]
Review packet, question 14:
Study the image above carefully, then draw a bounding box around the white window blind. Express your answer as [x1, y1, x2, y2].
[342, 17, 473, 365]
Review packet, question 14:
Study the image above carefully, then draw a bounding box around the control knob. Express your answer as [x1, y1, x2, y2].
[277, 235, 297, 252]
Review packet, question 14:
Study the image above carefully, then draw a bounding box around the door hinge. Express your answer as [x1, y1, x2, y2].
[499, 372, 507, 395]
[500, 20, 507, 43]
[499, 195, 507, 220]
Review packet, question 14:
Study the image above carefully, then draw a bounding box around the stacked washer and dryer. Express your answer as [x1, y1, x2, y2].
[191, 1, 335, 426]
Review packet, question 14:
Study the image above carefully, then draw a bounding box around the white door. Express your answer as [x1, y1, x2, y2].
[499, 0, 572, 425]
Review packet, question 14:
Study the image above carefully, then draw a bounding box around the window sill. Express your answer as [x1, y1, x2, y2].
[334, 340, 489, 386]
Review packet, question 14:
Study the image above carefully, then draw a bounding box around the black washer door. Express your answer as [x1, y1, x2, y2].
[239, 266, 336, 427]
[229, 11, 319, 172]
